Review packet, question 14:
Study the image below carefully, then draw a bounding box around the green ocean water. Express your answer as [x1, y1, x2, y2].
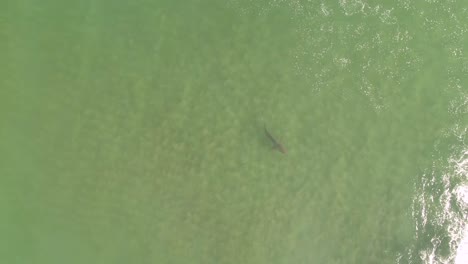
[1, 1, 467, 263]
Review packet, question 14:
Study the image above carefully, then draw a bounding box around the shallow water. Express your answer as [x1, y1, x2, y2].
[1, 1, 467, 263]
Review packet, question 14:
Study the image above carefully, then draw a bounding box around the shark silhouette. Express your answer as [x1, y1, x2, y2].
[264, 126, 287, 154]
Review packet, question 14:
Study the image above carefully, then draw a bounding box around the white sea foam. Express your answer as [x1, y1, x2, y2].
[454, 153, 468, 264]
[406, 122, 467, 263]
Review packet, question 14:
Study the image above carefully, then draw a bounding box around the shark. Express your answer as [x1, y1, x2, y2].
[264, 126, 287, 154]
